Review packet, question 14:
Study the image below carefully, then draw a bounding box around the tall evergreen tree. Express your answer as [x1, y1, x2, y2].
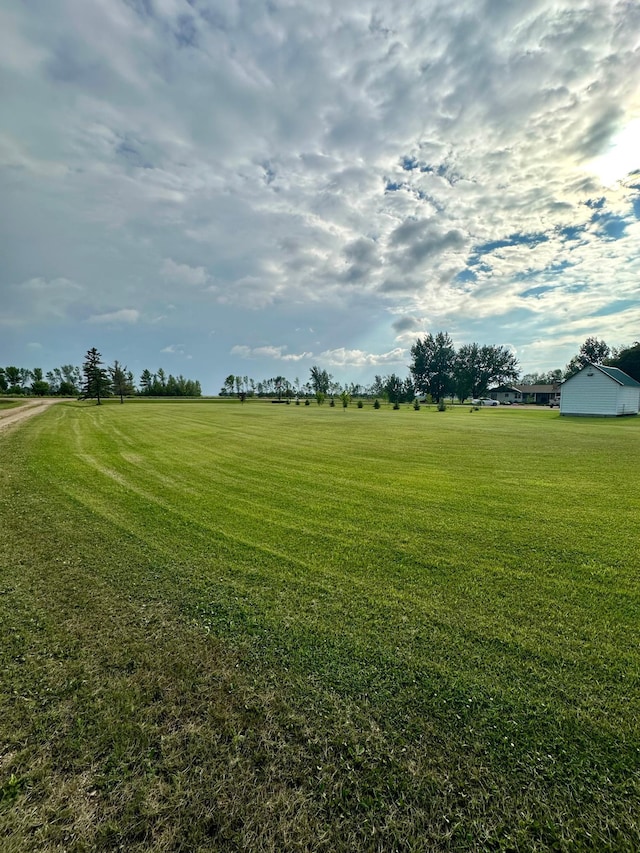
[82, 348, 111, 405]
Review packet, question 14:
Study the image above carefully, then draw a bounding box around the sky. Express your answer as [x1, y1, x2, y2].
[2, 0, 639, 394]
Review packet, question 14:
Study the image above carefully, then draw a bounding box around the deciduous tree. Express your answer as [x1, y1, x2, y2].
[410, 332, 455, 403]
[608, 341, 640, 382]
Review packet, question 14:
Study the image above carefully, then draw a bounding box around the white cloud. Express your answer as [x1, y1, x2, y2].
[230, 345, 313, 361]
[88, 308, 140, 325]
[319, 348, 407, 367]
[160, 258, 208, 287]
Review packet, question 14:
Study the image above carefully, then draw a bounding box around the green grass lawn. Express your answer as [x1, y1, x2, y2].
[1, 400, 638, 851]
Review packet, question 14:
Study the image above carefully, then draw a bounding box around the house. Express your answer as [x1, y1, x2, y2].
[489, 384, 560, 405]
[560, 364, 640, 417]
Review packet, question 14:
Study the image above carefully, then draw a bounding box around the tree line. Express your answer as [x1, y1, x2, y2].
[222, 335, 640, 404]
[0, 349, 202, 401]
[222, 334, 521, 404]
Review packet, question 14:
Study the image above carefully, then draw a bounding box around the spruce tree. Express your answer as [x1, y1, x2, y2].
[82, 348, 110, 405]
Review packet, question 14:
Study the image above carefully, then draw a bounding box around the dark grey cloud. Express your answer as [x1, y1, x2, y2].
[391, 316, 422, 334]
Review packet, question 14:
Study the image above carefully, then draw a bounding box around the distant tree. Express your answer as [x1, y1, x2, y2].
[0, 368, 7, 393]
[369, 375, 385, 397]
[607, 341, 640, 382]
[19, 368, 32, 392]
[4, 366, 23, 394]
[30, 367, 49, 396]
[410, 332, 455, 403]
[521, 369, 562, 386]
[453, 343, 519, 401]
[223, 374, 235, 396]
[109, 360, 133, 403]
[82, 348, 111, 405]
[565, 337, 610, 378]
[340, 390, 351, 408]
[274, 375, 286, 400]
[139, 369, 154, 395]
[383, 373, 404, 405]
[310, 366, 331, 395]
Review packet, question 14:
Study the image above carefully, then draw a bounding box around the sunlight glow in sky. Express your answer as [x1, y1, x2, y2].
[590, 119, 640, 187]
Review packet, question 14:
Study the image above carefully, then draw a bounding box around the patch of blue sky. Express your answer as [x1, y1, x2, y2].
[558, 224, 586, 242]
[400, 156, 419, 171]
[473, 231, 549, 256]
[565, 283, 588, 293]
[521, 285, 554, 298]
[632, 197, 640, 219]
[544, 259, 573, 275]
[591, 212, 628, 240]
[454, 269, 477, 283]
[592, 299, 637, 317]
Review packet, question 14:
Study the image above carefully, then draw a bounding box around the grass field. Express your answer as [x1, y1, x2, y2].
[1, 400, 638, 851]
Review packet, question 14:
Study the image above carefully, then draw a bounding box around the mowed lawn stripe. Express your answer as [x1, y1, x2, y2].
[1, 400, 638, 851]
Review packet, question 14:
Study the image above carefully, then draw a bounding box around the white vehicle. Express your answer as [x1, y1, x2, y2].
[479, 398, 499, 406]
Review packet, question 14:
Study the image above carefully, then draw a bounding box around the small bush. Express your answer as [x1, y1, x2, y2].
[357, 400, 363, 408]
[329, 397, 335, 407]
[373, 399, 380, 409]
[305, 399, 310, 406]
[393, 401, 400, 410]
[437, 399, 447, 412]
[413, 399, 420, 411]
[295, 399, 300, 406]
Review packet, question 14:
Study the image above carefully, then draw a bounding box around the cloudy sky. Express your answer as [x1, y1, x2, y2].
[2, 0, 639, 393]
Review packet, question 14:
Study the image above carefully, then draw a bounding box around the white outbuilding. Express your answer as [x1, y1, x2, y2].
[560, 363, 640, 417]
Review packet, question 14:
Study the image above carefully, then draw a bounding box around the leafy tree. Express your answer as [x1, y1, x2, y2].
[454, 343, 519, 399]
[565, 337, 610, 378]
[521, 369, 562, 385]
[82, 348, 111, 405]
[383, 373, 404, 405]
[607, 341, 640, 382]
[4, 366, 23, 394]
[30, 367, 49, 396]
[340, 390, 351, 408]
[0, 368, 7, 393]
[410, 332, 455, 403]
[274, 375, 286, 401]
[47, 365, 82, 396]
[139, 369, 154, 395]
[310, 366, 331, 395]
[109, 360, 134, 403]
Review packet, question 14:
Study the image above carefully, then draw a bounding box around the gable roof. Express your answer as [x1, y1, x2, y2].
[567, 363, 640, 388]
[514, 384, 558, 393]
[595, 364, 640, 387]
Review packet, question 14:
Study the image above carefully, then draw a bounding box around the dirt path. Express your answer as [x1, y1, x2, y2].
[0, 398, 63, 433]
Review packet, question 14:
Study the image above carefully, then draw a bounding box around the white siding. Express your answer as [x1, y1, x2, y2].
[561, 369, 619, 416]
[616, 386, 640, 416]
